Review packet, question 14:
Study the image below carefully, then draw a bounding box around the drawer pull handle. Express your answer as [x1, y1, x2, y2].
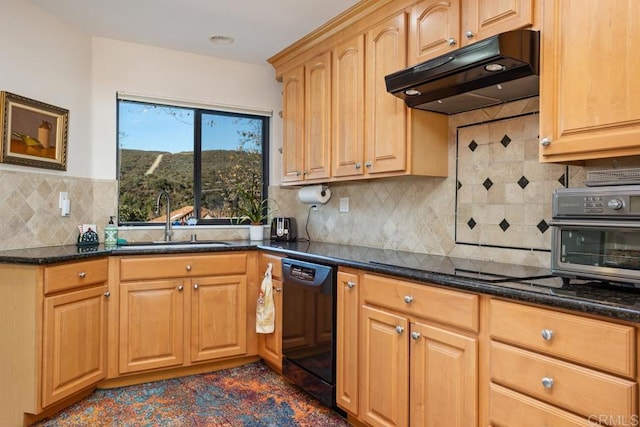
[194, 284, 199, 290]
[404, 295, 413, 304]
[541, 329, 554, 341]
[78, 272, 86, 279]
[274, 287, 282, 292]
[103, 291, 110, 298]
[395, 326, 404, 335]
[186, 265, 192, 272]
[346, 281, 356, 289]
[411, 332, 421, 340]
[541, 377, 554, 388]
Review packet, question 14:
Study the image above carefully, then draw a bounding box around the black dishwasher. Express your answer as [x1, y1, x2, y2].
[281, 258, 338, 410]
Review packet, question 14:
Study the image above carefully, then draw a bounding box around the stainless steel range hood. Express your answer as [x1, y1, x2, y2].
[385, 30, 540, 115]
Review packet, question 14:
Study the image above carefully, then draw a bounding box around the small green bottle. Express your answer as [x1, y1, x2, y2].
[105, 216, 118, 247]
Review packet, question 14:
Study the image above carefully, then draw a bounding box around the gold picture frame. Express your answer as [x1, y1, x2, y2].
[0, 91, 69, 171]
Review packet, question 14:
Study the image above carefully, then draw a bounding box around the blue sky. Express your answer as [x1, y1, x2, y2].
[118, 101, 254, 153]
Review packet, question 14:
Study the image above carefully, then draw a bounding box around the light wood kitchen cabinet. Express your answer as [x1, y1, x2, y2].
[336, 269, 360, 415]
[365, 13, 408, 176]
[270, 1, 449, 185]
[359, 273, 479, 427]
[0, 258, 109, 427]
[332, 34, 365, 179]
[408, 0, 461, 65]
[488, 299, 638, 425]
[119, 279, 184, 373]
[408, 0, 534, 66]
[281, 52, 331, 184]
[258, 253, 283, 370]
[461, 0, 534, 46]
[116, 253, 249, 375]
[281, 66, 305, 183]
[42, 283, 109, 408]
[539, 0, 640, 162]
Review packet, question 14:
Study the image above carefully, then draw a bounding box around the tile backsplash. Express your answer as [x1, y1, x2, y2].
[0, 170, 117, 250]
[270, 97, 640, 268]
[4, 96, 640, 269]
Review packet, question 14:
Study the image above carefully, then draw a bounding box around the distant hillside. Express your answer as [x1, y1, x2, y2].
[119, 149, 261, 222]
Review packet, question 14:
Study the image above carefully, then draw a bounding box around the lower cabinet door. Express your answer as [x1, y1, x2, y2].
[259, 278, 283, 369]
[190, 275, 247, 362]
[336, 270, 359, 414]
[119, 280, 185, 373]
[360, 305, 409, 427]
[42, 285, 108, 407]
[410, 321, 477, 427]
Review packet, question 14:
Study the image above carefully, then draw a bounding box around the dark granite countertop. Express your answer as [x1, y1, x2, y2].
[2, 240, 640, 323]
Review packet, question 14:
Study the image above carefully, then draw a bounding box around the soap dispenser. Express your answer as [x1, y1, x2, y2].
[105, 216, 118, 247]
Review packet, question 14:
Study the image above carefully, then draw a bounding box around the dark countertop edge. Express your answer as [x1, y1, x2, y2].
[1, 242, 639, 323]
[258, 246, 640, 323]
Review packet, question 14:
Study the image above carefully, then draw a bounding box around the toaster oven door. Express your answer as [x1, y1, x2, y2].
[551, 220, 640, 284]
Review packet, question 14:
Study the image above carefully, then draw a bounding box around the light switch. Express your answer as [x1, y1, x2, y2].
[339, 197, 349, 213]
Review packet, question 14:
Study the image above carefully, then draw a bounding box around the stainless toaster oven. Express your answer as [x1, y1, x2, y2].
[551, 185, 640, 287]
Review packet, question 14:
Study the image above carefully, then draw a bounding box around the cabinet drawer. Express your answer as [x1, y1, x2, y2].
[362, 273, 479, 332]
[490, 341, 637, 419]
[259, 253, 283, 281]
[489, 383, 597, 427]
[44, 258, 108, 294]
[489, 299, 635, 377]
[120, 253, 247, 281]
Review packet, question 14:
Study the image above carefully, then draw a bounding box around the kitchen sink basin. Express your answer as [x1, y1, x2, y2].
[116, 240, 237, 250]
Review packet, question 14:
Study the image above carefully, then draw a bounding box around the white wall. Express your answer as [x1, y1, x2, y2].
[90, 37, 283, 182]
[0, 0, 93, 177]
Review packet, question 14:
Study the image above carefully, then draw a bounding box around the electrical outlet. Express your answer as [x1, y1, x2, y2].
[339, 197, 349, 213]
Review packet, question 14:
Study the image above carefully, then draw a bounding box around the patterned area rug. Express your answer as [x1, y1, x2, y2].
[33, 361, 348, 426]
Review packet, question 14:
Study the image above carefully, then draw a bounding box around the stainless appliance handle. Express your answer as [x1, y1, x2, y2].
[550, 219, 640, 229]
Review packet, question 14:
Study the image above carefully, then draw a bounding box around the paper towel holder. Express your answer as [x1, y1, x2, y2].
[298, 184, 332, 205]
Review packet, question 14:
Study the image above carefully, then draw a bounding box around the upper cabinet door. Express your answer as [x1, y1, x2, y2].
[304, 51, 332, 181]
[539, 0, 640, 162]
[366, 13, 408, 175]
[332, 34, 365, 178]
[461, 0, 534, 45]
[409, 0, 461, 66]
[281, 66, 305, 183]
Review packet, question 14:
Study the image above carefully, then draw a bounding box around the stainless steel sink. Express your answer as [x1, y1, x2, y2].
[116, 240, 236, 250]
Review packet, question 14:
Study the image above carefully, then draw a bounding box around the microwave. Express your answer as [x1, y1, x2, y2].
[550, 185, 640, 287]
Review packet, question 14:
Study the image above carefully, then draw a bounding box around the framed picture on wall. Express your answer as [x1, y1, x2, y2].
[0, 91, 69, 171]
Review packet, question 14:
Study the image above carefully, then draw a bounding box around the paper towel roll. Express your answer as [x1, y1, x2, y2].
[298, 185, 331, 204]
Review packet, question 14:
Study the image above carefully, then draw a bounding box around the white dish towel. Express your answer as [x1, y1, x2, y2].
[256, 262, 275, 334]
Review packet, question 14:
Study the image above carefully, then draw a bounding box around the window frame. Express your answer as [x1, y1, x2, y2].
[116, 95, 270, 227]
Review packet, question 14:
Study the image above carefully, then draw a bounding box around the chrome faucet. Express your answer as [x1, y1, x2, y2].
[155, 190, 173, 242]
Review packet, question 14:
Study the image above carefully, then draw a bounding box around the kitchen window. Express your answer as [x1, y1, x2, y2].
[116, 95, 269, 226]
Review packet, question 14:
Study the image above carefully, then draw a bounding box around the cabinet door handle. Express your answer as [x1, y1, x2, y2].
[177, 285, 184, 291]
[346, 281, 356, 289]
[295, 171, 301, 176]
[541, 329, 554, 341]
[355, 163, 362, 169]
[274, 287, 282, 292]
[103, 291, 111, 297]
[395, 325, 404, 334]
[193, 284, 199, 290]
[465, 30, 474, 39]
[78, 271, 86, 279]
[411, 331, 421, 340]
[540, 137, 552, 147]
[448, 37, 457, 46]
[185, 265, 192, 272]
[541, 377, 554, 389]
[404, 295, 413, 304]
[365, 161, 372, 168]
